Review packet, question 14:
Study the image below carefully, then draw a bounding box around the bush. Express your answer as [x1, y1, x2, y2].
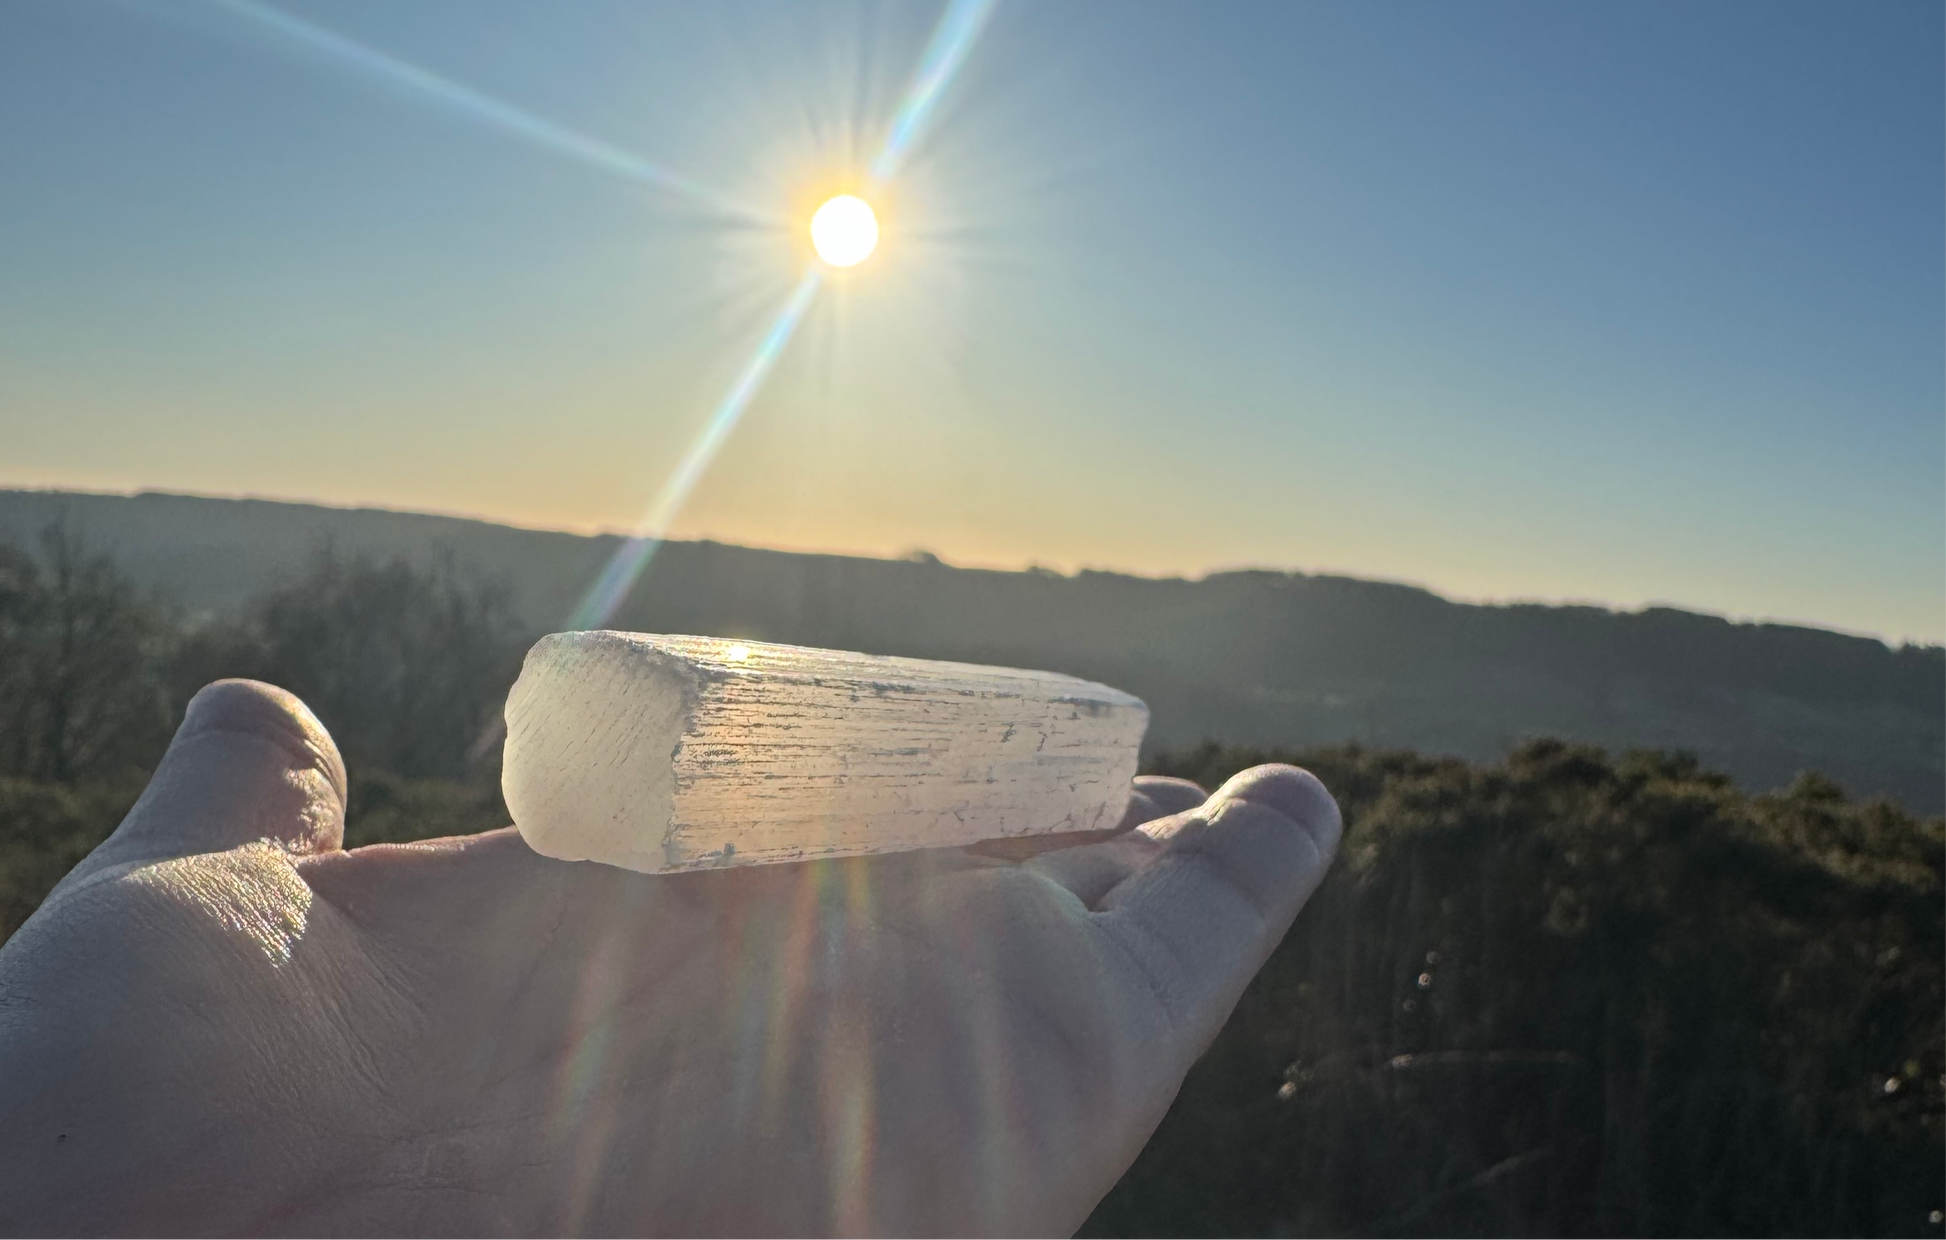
[1080, 741, 1944, 1237]
[0, 522, 175, 782]
[0, 772, 146, 939]
[184, 548, 527, 780]
[0, 528, 524, 938]
[342, 769, 510, 849]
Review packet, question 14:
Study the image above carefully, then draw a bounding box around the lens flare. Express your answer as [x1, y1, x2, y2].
[810, 195, 880, 267]
[562, 270, 823, 633]
[558, 0, 997, 637]
[208, 0, 758, 221]
[870, 0, 996, 183]
[466, 0, 998, 764]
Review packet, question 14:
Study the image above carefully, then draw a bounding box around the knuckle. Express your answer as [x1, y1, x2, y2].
[1214, 765, 1341, 852]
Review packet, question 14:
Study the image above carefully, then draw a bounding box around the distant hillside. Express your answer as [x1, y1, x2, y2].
[2, 488, 1939, 813]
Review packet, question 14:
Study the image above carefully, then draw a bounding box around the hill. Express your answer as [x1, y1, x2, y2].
[1, 488, 1938, 813]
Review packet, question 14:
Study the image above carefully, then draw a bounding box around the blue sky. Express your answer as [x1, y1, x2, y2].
[2, 0, 1940, 642]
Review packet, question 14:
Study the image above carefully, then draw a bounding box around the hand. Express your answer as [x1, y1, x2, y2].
[0, 680, 1340, 1237]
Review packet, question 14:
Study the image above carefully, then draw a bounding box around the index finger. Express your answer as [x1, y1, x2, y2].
[1093, 765, 1341, 1045]
[965, 775, 1209, 862]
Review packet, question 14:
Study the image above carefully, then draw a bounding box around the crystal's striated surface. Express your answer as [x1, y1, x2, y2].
[502, 632, 1149, 873]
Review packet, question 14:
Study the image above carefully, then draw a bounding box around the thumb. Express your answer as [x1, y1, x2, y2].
[79, 680, 347, 877]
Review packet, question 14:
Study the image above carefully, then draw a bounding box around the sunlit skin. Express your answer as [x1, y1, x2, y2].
[810, 194, 881, 268]
[0, 679, 1340, 1235]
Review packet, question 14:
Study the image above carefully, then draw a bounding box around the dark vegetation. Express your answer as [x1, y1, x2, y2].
[1082, 743, 1943, 1237]
[0, 516, 1939, 1236]
[0, 520, 517, 932]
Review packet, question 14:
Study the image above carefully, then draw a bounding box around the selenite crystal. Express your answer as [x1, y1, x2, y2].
[502, 631, 1149, 873]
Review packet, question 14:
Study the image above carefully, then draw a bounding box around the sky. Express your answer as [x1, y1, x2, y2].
[2, 0, 1940, 643]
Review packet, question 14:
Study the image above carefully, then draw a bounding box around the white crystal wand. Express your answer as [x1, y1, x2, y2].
[502, 632, 1150, 873]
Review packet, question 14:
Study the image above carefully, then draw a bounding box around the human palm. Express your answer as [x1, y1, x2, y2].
[0, 680, 1339, 1236]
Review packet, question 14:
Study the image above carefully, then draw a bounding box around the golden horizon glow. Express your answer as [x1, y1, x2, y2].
[810, 194, 880, 268]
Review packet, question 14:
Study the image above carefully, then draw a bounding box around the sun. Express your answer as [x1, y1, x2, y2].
[809, 194, 879, 268]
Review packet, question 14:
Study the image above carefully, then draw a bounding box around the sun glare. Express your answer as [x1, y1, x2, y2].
[810, 194, 880, 268]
